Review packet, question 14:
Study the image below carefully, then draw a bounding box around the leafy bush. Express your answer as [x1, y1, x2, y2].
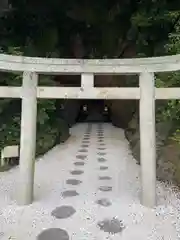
[156, 18, 180, 123]
[0, 47, 67, 166]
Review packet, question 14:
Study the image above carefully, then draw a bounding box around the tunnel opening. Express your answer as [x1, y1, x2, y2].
[57, 98, 138, 129]
[51, 74, 139, 129]
[76, 100, 111, 123]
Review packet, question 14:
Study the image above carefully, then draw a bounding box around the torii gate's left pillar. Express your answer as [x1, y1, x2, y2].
[18, 71, 37, 205]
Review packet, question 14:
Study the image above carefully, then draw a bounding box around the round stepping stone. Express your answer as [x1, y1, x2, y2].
[51, 206, 76, 219]
[76, 155, 87, 160]
[62, 190, 79, 197]
[96, 198, 112, 207]
[70, 170, 84, 175]
[99, 176, 112, 180]
[99, 186, 112, 192]
[98, 152, 106, 156]
[99, 143, 105, 146]
[37, 228, 69, 240]
[81, 144, 89, 148]
[100, 166, 108, 170]
[82, 140, 90, 143]
[74, 162, 85, 166]
[97, 218, 125, 234]
[66, 179, 82, 185]
[79, 149, 88, 153]
[98, 158, 106, 163]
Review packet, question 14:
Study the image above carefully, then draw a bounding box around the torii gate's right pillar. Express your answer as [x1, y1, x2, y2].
[139, 72, 156, 207]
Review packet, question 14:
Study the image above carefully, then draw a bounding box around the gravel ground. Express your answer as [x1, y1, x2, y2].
[0, 123, 180, 240]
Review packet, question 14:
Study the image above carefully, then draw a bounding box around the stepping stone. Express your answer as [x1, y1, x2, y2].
[37, 228, 69, 240]
[98, 152, 106, 156]
[51, 206, 76, 219]
[98, 140, 104, 143]
[66, 179, 82, 185]
[79, 149, 88, 153]
[99, 176, 112, 180]
[81, 144, 89, 148]
[98, 158, 106, 162]
[70, 170, 84, 175]
[97, 218, 125, 234]
[76, 155, 87, 160]
[96, 198, 112, 207]
[62, 190, 79, 197]
[98, 148, 106, 150]
[82, 141, 90, 144]
[100, 166, 108, 170]
[99, 143, 105, 146]
[74, 162, 85, 166]
[99, 186, 112, 192]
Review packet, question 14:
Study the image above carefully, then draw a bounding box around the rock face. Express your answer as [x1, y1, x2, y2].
[95, 75, 138, 128]
[60, 99, 80, 127]
[52, 36, 138, 130]
[109, 100, 137, 128]
[125, 113, 180, 185]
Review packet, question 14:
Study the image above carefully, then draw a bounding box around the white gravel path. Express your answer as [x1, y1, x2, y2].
[0, 123, 180, 239]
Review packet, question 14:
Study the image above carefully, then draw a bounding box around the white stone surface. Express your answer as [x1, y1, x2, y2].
[0, 123, 180, 239]
[18, 71, 38, 205]
[2, 86, 180, 100]
[140, 72, 156, 207]
[0, 53, 180, 73]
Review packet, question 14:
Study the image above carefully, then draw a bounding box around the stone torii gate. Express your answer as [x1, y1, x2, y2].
[0, 53, 180, 208]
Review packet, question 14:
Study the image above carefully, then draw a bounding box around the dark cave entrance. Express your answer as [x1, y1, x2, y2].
[76, 100, 111, 123]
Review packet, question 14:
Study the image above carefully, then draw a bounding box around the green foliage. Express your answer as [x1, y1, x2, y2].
[170, 129, 180, 144]
[156, 16, 180, 124]
[0, 47, 66, 163]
